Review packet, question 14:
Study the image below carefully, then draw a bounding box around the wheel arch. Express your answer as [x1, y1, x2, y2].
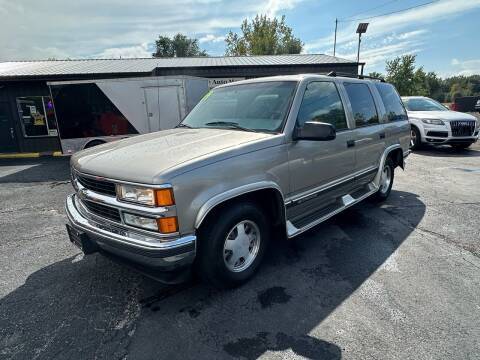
[374, 144, 403, 185]
[83, 139, 106, 149]
[194, 182, 286, 231]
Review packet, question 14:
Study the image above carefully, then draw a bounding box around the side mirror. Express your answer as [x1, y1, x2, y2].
[293, 121, 336, 141]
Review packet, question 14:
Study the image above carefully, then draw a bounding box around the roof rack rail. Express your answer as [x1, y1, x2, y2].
[326, 71, 385, 82]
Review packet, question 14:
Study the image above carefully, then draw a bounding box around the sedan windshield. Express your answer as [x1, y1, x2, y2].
[403, 97, 447, 111]
[181, 81, 297, 133]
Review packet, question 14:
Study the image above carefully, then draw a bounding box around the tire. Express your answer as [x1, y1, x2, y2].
[196, 202, 270, 289]
[410, 126, 421, 150]
[84, 140, 105, 149]
[371, 157, 395, 202]
[450, 143, 472, 149]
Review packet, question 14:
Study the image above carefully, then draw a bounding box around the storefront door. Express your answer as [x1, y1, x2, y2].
[0, 102, 18, 153]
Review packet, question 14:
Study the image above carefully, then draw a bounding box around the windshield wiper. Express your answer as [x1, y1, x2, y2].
[175, 123, 192, 128]
[204, 121, 257, 132]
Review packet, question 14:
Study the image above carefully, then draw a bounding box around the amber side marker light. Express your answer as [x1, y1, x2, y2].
[157, 217, 178, 233]
[155, 188, 175, 206]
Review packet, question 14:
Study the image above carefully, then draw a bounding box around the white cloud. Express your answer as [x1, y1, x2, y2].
[261, 0, 302, 17]
[95, 43, 152, 59]
[450, 58, 480, 76]
[0, 0, 302, 61]
[198, 34, 226, 43]
[305, 0, 480, 71]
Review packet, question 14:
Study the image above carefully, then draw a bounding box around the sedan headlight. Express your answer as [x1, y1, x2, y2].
[421, 118, 444, 125]
[117, 185, 174, 207]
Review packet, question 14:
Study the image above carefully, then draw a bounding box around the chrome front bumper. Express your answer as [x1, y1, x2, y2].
[65, 194, 196, 270]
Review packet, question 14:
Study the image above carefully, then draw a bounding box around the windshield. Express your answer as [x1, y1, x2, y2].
[403, 97, 447, 111]
[181, 81, 297, 133]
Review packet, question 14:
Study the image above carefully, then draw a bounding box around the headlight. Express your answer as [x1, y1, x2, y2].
[421, 118, 444, 125]
[123, 213, 158, 230]
[123, 213, 178, 233]
[116, 185, 174, 207]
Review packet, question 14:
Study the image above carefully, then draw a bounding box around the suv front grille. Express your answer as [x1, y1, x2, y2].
[76, 174, 116, 196]
[82, 200, 121, 222]
[451, 120, 476, 137]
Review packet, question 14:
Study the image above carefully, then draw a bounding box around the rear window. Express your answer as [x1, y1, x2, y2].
[344, 83, 379, 127]
[375, 83, 407, 121]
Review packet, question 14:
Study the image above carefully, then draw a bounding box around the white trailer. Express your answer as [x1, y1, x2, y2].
[48, 76, 208, 154]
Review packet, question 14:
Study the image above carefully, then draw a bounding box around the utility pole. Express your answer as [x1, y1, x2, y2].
[356, 23, 369, 73]
[356, 32, 361, 64]
[333, 18, 338, 56]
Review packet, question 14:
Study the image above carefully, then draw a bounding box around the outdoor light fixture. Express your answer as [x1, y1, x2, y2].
[356, 22, 369, 66]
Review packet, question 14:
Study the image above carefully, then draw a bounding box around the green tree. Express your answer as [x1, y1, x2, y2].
[152, 33, 207, 57]
[225, 15, 303, 56]
[385, 55, 417, 96]
[368, 71, 384, 79]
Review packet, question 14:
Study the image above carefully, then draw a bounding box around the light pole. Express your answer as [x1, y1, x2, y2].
[356, 22, 369, 67]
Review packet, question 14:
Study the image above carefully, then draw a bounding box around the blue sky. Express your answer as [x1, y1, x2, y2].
[0, 0, 479, 77]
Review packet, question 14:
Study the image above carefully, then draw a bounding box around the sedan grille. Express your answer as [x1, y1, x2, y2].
[76, 174, 116, 196]
[450, 120, 476, 137]
[82, 200, 121, 222]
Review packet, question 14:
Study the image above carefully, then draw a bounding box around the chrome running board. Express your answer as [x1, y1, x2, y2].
[286, 182, 378, 238]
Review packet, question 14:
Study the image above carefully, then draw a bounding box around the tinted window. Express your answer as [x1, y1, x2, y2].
[403, 97, 447, 111]
[183, 81, 297, 133]
[344, 83, 379, 127]
[375, 83, 408, 121]
[297, 82, 347, 130]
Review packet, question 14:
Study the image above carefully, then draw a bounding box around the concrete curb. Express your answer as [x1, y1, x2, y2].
[0, 151, 63, 159]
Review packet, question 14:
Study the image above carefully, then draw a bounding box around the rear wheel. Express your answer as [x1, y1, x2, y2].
[410, 126, 421, 150]
[196, 202, 270, 289]
[450, 143, 472, 149]
[371, 157, 394, 202]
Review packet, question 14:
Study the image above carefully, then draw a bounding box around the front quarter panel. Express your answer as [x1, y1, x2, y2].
[171, 142, 290, 234]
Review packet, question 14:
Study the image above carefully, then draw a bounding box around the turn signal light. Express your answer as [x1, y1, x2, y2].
[156, 217, 178, 233]
[155, 188, 175, 206]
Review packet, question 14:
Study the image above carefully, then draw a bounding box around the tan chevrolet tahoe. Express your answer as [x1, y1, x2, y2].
[66, 74, 410, 288]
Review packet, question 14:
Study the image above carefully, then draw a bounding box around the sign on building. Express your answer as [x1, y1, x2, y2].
[208, 78, 245, 89]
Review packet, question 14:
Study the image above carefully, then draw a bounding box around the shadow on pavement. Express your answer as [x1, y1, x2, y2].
[412, 144, 480, 158]
[0, 190, 425, 359]
[0, 157, 70, 183]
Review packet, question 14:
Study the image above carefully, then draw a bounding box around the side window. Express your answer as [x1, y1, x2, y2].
[344, 83, 379, 127]
[375, 83, 407, 122]
[297, 81, 348, 130]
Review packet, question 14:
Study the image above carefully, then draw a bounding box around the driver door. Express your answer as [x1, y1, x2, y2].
[287, 81, 356, 221]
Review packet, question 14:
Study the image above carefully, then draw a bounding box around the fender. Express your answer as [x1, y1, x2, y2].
[194, 181, 285, 229]
[373, 144, 402, 186]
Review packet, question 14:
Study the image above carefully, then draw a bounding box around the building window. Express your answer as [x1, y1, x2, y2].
[16, 96, 58, 137]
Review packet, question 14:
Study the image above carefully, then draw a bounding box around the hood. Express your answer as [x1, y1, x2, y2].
[71, 128, 280, 184]
[407, 110, 477, 121]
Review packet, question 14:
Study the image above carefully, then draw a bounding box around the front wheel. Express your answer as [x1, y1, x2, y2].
[371, 157, 395, 202]
[410, 126, 421, 150]
[196, 202, 270, 289]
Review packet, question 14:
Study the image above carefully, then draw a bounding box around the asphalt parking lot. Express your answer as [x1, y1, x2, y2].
[1, 144, 479, 360]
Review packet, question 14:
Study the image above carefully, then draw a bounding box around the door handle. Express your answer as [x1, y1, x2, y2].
[379, 132, 386, 139]
[10, 128, 14, 139]
[347, 139, 355, 148]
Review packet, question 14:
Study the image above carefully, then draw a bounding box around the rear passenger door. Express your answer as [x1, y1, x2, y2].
[343, 82, 385, 184]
